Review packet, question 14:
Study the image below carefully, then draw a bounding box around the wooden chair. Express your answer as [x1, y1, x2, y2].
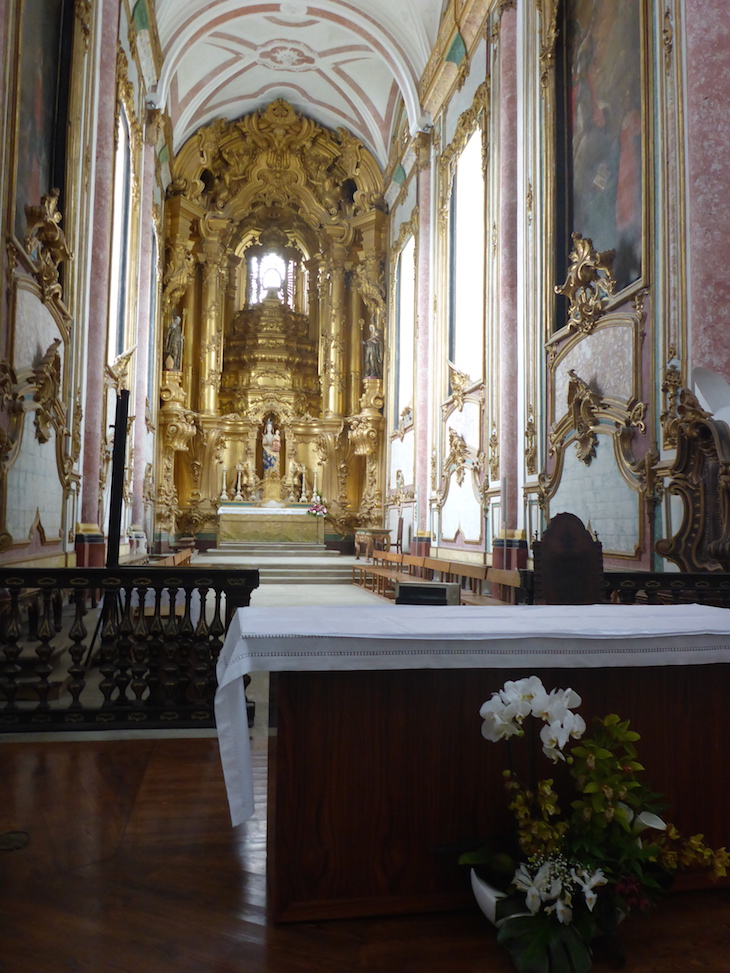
[532, 512, 604, 605]
[393, 516, 404, 553]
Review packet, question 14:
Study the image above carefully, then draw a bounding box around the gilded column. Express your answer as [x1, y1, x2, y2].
[323, 242, 347, 418]
[348, 272, 363, 415]
[306, 257, 320, 343]
[198, 215, 231, 416]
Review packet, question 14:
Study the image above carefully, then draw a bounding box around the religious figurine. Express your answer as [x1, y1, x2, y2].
[363, 322, 383, 379]
[262, 418, 281, 476]
[163, 313, 183, 371]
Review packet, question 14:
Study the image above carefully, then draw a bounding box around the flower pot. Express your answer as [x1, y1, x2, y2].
[470, 869, 507, 926]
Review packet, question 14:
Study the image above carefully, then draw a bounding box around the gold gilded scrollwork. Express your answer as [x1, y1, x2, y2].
[24, 190, 73, 303]
[444, 428, 468, 487]
[566, 369, 604, 464]
[525, 405, 537, 475]
[555, 232, 616, 334]
[447, 360, 472, 412]
[489, 425, 500, 482]
[537, 0, 560, 91]
[660, 362, 682, 449]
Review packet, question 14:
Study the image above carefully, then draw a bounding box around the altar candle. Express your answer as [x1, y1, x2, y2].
[313, 468, 317, 496]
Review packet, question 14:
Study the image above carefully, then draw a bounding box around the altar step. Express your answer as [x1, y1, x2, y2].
[195, 543, 356, 585]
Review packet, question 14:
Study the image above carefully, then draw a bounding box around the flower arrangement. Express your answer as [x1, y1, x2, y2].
[307, 493, 327, 517]
[460, 675, 728, 973]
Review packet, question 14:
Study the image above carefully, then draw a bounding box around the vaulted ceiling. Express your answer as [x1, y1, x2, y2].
[152, 0, 442, 168]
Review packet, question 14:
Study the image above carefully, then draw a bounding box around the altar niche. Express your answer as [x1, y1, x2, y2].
[261, 415, 283, 501]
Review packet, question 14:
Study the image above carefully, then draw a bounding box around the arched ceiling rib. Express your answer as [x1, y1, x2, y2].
[152, 0, 440, 167]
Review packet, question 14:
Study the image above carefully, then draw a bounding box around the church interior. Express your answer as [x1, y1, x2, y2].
[1, 0, 730, 970]
[2, 0, 729, 574]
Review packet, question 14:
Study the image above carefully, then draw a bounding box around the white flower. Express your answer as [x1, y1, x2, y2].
[513, 861, 563, 914]
[539, 710, 586, 762]
[571, 867, 607, 912]
[554, 895, 573, 924]
[480, 695, 524, 742]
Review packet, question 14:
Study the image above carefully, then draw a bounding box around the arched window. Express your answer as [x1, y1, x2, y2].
[448, 128, 485, 379]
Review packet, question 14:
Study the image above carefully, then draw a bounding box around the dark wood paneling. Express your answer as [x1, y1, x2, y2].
[269, 665, 730, 921]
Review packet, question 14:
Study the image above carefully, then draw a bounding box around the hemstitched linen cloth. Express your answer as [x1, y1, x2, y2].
[214, 602, 730, 826]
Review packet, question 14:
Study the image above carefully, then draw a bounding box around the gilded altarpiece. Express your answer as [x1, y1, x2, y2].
[160, 101, 389, 542]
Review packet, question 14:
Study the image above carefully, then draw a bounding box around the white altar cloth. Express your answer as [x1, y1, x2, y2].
[215, 603, 730, 825]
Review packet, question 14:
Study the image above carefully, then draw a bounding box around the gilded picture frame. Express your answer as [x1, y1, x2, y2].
[556, 0, 646, 301]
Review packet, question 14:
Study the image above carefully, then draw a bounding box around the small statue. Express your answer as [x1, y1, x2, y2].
[363, 322, 383, 379]
[262, 418, 281, 475]
[163, 313, 183, 371]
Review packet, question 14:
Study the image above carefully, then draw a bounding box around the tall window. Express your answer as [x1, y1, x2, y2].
[448, 129, 485, 378]
[395, 235, 416, 425]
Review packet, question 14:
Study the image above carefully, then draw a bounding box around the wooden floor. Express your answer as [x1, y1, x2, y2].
[1, 734, 729, 973]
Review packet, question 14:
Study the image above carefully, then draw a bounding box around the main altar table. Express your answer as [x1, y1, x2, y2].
[215, 604, 730, 921]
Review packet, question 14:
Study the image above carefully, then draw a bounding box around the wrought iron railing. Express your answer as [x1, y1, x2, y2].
[0, 566, 259, 732]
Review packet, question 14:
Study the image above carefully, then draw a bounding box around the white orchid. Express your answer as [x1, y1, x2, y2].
[479, 678, 586, 756]
[539, 710, 586, 762]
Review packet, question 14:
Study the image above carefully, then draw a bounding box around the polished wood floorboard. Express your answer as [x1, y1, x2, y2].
[1, 734, 729, 973]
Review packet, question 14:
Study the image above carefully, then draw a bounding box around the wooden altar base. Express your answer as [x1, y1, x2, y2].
[268, 663, 730, 923]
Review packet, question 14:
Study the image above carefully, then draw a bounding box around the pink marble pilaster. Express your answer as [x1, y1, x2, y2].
[415, 134, 432, 534]
[498, 9, 519, 530]
[80, 0, 121, 528]
[685, 0, 730, 380]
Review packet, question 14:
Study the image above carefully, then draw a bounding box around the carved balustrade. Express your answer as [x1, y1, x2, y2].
[0, 566, 258, 731]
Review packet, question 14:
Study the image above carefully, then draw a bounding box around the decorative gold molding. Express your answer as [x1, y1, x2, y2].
[444, 428, 468, 487]
[23, 190, 73, 304]
[536, 0, 560, 91]
[660, 362, 682, 449]
[74, 0, 92, 51]
[489, 425, 499, 482]
[524, 405, 537, 475]
[447, 361, 472, 412]
[564, 369, 604, 465]
[555, 233, 616, 334]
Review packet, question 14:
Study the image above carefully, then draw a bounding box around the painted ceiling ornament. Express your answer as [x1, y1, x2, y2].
[555, 232, 616, 334]
[567, 369, 604, 465]
[255, 40, 318, 72]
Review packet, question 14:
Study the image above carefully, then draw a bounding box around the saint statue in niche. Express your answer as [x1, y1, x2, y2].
[262, 418, 281, 476]
[363, 322, 383, 379]
[163, 313, 183, 371]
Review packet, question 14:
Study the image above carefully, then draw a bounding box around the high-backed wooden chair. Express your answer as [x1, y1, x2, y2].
[394, 516, 404, 553]
[532, 512, 604, 604]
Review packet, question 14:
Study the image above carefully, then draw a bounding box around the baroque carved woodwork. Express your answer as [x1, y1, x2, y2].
[23, 190, 73, 304]
[555, 233, 616, 334]
[160, 100, 388, 532]
[656, 409, 730, 572]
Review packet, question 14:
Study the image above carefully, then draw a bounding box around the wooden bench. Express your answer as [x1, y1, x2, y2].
[486, 567, 533, 604]
[422, 557, 454, 582]
[352, 549, 404, 599]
